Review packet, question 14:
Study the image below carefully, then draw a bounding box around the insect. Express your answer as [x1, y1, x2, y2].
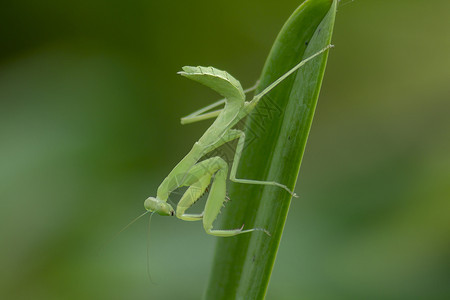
[144, 45, 333, 237]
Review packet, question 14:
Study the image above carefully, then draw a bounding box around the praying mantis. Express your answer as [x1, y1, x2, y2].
[144, 45, 333, 237]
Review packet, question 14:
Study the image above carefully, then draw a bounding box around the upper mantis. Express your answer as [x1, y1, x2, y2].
[144, 45, 333, 237]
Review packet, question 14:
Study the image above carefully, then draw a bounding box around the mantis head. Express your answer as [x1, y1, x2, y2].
[144, 197, 175, 216]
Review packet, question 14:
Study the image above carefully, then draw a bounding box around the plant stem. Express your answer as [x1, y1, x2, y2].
[205, 0, 337, 299]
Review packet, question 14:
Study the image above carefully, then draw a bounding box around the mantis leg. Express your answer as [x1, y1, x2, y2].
[202, 129, 296, 196]
[201, 157, 257, 236]
[230, 130, 297, 197]
[174, 156, 258, 236]
[207, 129, 297, 197]
[247, 45, 333, 109]
[180, 81, 260, 125]
[173, 157, 222, 221]
[176, 172, 212, 221]
[181, 106, 224, 125]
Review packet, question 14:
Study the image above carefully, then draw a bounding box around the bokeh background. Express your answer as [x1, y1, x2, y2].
[1, 0, 449, 299]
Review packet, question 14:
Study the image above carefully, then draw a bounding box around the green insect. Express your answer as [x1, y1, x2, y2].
[144, 45, 333, 237]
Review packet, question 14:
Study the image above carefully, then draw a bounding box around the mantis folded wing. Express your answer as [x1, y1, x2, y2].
[144, 45, 333, 237]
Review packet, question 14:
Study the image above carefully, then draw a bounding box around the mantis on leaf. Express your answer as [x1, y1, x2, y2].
[144, 45, 333, 237]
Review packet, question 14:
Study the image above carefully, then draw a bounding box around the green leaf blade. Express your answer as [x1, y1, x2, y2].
[205, 0, 337, 299]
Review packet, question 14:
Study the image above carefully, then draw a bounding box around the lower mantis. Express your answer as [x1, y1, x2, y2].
[144, 45, 333, 237]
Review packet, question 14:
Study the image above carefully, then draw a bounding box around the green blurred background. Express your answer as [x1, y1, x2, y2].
[1, 0, 449, 299]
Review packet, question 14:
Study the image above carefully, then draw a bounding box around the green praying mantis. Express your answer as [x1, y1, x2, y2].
[144, 45, 333, 237]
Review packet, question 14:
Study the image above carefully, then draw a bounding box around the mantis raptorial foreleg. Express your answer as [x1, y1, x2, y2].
[175, 158, 217, 221]
[173, 156, 256, 236]
[199, 157, 256, 236]
[176, 174, 210, 221]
